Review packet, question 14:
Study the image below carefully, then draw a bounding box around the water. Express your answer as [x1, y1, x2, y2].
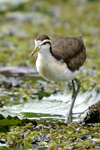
[1, 89, 100, 122]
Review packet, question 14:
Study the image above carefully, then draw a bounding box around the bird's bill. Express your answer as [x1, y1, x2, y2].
[31, 46, 40, 56]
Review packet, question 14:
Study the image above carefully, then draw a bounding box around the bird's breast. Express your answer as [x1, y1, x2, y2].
[36, 54, 66, 81]
[36, 53, 80, 81]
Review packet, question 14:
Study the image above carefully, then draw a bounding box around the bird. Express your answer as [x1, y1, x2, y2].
[31, 34, 86, 123]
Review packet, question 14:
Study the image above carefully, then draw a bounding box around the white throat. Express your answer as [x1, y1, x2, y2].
[38, 43, 51, 55]
[36, 45, 80, 81]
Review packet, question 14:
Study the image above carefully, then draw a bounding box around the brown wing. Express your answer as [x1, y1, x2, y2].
[51, 35, 86, 72]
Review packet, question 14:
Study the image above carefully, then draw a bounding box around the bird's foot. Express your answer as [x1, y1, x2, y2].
[65, 112, 72, 124]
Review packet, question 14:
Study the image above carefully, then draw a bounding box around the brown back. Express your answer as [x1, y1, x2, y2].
[51, 35, 86, 72]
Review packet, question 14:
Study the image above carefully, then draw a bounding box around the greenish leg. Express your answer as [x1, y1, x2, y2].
[65, 78, 81, 123]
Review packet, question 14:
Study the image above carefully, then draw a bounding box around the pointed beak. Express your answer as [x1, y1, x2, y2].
[31, 46, 40, 56]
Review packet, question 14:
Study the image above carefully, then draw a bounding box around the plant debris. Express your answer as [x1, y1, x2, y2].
[83, 101, 100, 123]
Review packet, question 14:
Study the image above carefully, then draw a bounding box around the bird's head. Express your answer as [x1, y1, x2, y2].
[31, 34, 51, 56]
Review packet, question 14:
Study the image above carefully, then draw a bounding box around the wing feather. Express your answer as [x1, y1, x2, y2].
[51, 35, 86, 72]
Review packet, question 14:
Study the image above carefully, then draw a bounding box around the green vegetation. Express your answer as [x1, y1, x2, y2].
[0, 0, 100, 149]
[0, 121, 100, 149]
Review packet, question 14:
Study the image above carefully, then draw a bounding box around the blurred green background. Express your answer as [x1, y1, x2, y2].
[0, 0, 100, 90]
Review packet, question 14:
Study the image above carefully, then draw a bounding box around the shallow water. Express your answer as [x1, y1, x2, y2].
[1, 87, 100, 123]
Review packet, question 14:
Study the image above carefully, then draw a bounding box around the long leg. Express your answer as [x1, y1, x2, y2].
[65, 78, 81, 123]
[72, 80, 76, 98]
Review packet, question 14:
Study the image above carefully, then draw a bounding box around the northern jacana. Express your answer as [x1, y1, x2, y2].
[31, 34, 86, 123]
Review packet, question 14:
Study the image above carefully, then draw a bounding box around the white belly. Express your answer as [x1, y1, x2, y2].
[36, 53, 80, 81]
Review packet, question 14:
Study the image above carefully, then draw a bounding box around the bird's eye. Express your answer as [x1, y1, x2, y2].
[44, 43, 46, 45]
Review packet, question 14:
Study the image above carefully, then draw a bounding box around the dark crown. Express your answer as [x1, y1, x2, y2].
[36, 35, 50, 41]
